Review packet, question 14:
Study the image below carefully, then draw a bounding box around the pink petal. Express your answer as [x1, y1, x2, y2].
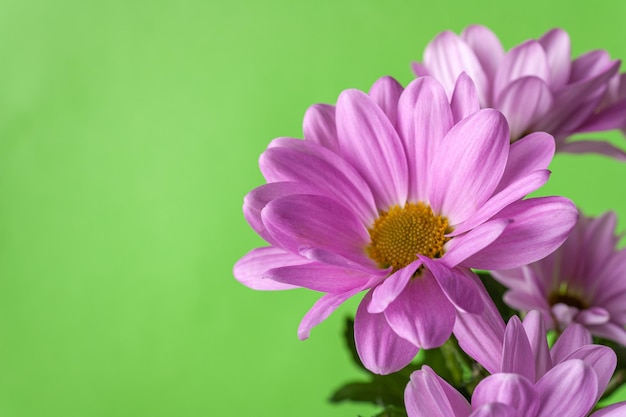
[495, 131, 555, 194]
[495, 76, 554, 140]
[578, 99, 626, 132]
[354, 291, 419, 374]
[335, 89, 408, 209]
[472, 373, 539, 415]
[551, 323, 592, 364]
[464, 196, 578, 270]
[468, 403, 518, 417]
[244, 181, 324, 245]
[411, 61, 430, 77]
[590, 402, 626, 417]
[453, 275, 506, 374]
[298, 289, 360, 339]
[586, 322, 626, 345]
[521, 311, 552, 380]
[420, 257, 484, 314]
[233, 246, 307, 290]
[447, 219, 511, 273]
[450, 72, 480, 123]
[405, 366, 471, 417]
[561, 344, 617, 402]
[302, 103, 339, 153]
[265, 262, 373, 293]
[262, 194, 372, 267]
[428, 109, 509, 225]
[423, 30, 488, 104]
[384, 272, 456, 349]
[369, 260, 421, 314]
[494, 40, 550, 101]
[501, 316, 536, 381]
[260, 137, 378, 224]
[557, 139, 626, 161]
[536, 360, 598, 417]
[461, 25, 505, 94]
[397, 77, 453, 202]
[539, 28, 572, 89]
[577, 307, 610, 326]
[450, 170, 549, 237]
[368, 76, 404, 126]
[298, 246, 386, 276]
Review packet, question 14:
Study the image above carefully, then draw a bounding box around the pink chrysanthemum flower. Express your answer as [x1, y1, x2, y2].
[413, 25, 626, 159]
[491, 211, 626, 344]
[406, 311, 625, 417]
[234, 75, 577, 374]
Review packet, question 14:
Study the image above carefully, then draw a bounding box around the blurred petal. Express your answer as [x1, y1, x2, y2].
[557, 139, 626, 161]
[385, 272, 456, 349]
[494, 40, 550, 100]
[536, 360, 597, 417]
[461, 24, 505, 86]
[501, 316, 535, 381]
[551, 323, 592, 364]
[355, 291, 419, 374]
[539, 28, 571, 89]
[233, 246, 307, 290]
[495, 76, 554, 140]
[405, 366, 471, 417]
[591, 402, 626, 417]
[472, 373, 539, 415]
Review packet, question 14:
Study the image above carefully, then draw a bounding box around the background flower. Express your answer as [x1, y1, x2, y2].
[413, 25, 626, 159]
[492, 211, 626, 344]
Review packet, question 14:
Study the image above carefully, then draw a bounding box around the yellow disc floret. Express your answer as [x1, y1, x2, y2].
[366, 202, 451, 271]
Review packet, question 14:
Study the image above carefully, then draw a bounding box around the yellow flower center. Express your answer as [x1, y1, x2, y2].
[366, 202, 451, 271]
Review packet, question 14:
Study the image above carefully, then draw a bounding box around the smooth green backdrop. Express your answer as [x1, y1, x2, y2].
[0, 0, 625, 416]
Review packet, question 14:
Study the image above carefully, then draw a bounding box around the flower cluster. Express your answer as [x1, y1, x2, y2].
[234, 25, 626, 416]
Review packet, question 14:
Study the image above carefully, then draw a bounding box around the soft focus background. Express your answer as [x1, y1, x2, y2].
[0, 0, 625, 416]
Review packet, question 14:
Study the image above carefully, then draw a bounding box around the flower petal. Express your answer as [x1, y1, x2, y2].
[384, 272, 456, 349]
[557, 139, 626, 161]
[233, 246, 307, 290]
[369, 76, 404, 126]
[355, 291, 419, 374]
[405, 366, 471, 417]
[453, 275, 506, 374]
[590, 402, 626, 417]
[266, 262, 373, 293]
[468, 403, 518, 417]
[397, 77, 453, 202]
[551, 323, 592, 364]
[536, 360, 597, 417]
[335, 89, 408, 209]
[262, 193, 372, 265]
[423, 30, 488, 103]
[521, 310, 552, 380]
[539, 28, 571, 89]
[420, 257, 484, 314]
[463, 197, 578, 270]
[561, 344, 617, 401]
[472, 373, 539, 415]
[298, 289, 360, 339]
[450, 72, 481, 123]
[501, 316, 535, 381]
[369, 260, 421, 314]
[260, 137, 378, 224]
[495, 132, 555, 194]
[461, 25, 505, 91]
[495, 76, 554, 140]
[428, 109, 509, 225]
[494, 40, 550, 101]
[302, 103, 339, 153]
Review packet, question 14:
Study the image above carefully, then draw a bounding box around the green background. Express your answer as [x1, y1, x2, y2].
[0, 0, 625, 416]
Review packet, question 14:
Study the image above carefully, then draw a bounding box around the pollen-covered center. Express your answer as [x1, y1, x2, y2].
[366, 202, 451, 271]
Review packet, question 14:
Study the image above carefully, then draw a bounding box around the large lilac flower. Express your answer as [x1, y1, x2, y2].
[413, 25, 626, 159]
[406, 311, 625, 417]
[492, 211, 626, 345]
[233, 75, 577, 374]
